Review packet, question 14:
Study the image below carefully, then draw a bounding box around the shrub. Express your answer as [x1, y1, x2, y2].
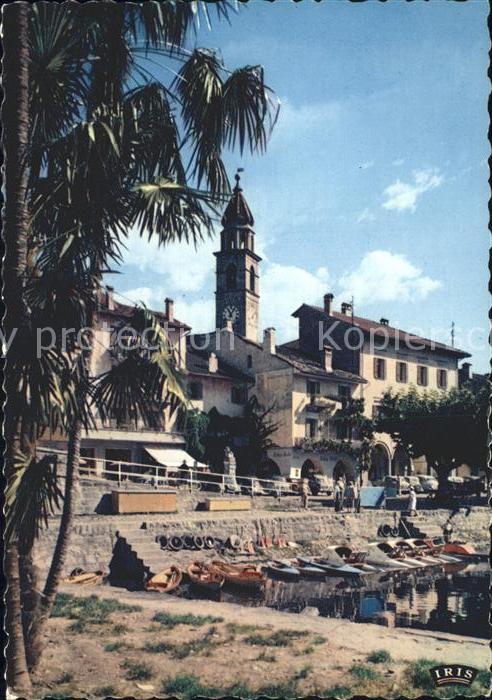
[104, 641, 130, 652]
[349, 664, 380, 681]
[322, 685, 352, 698]
[122, 660, 153, 681]
[406, 658, 441, 692]
[152, 611, 222, 628]
[367, 649, 392, 664]
[94, 686, 117, 697]
[245, 629, 304, 647]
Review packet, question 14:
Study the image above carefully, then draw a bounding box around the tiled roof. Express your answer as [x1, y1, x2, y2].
[98, 299, 190, 330]
[186, 345, 253, 383]
[295, 305, 470, 359]
[277, 340, 366, 383]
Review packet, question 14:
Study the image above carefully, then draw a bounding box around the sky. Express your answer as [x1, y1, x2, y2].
[106, 0, 490, 372]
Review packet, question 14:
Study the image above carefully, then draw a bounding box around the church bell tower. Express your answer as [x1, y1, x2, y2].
[215, 172, 261, 341]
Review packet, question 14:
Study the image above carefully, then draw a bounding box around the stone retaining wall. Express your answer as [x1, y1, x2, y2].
[33, 506, 489, 580]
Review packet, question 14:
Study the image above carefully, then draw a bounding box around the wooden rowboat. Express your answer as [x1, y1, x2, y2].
[211, 560, 266, 589]
[188, 561, 225, 592]
[442, 542, 477, 557]
[146, 565, 182, 593]
[63, 570, 106, 585]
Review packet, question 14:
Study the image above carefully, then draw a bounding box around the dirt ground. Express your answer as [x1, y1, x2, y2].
[31, 583, 489, 699]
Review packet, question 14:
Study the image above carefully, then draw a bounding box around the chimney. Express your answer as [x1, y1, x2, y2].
[323, 344, 333, 372]
[459, 362, 472, 385]
[106, 286, 115, 311]
[341, 302, 352, 316]
[263, 327, 276, 354]
[208, 352, 218, 374]
[165, 297, 174, 322]
[380, 318, 389, 326]
[324, 293, 334, 315]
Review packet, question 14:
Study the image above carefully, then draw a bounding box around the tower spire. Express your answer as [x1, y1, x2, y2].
[221, 169, 254, 228]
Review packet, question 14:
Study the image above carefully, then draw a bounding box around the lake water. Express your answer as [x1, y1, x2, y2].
[183, 561, 489, 639]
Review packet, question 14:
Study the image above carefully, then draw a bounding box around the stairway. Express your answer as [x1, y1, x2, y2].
[400, 514, 443, 540]
[109, 525, 169, 589]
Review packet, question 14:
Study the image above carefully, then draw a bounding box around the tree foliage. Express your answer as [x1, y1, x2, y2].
[375, 385, 488, 488]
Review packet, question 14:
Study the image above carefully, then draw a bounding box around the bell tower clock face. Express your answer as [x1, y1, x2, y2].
[222, 304, 239, 324]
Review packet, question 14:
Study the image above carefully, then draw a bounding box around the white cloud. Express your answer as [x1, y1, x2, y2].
[392, 158, 405, 167]
[115, 285, 215, 333]
[338, 250, 441, 304]
[356, 208, 376, 224]
[382, 168, 443, 212]
[270, 97, 342, 146]
[359, 160, 375, 170]
[260, 263, 329, 341]
[115, 286, 160, 308]
[120, 228, 216, 293]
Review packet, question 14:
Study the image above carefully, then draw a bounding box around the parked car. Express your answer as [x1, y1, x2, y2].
[406, 476, 424, 493]
[263, 475, 293, 497]
[417, 475, 438, 492]
[381, 475, 410, 494]
[237, 477, 267, 496]
[311, 474, 334, 495]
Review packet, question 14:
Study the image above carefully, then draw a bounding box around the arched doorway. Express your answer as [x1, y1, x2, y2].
[259, 459, 281, 478]
[301, 458, 322, 478]
[369, 443, 391, 483]
[392, 445, 411, 476]
[333, 459, 357, 482]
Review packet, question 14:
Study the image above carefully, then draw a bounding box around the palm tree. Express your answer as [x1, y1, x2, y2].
[2, 2, 35, 693]
[5, 1, 279, 680]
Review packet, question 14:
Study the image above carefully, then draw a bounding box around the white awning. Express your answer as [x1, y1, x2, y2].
[144, 447, 206, 469]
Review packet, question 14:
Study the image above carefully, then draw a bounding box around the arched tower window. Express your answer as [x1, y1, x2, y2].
[226, 264, 237, 290]
[249, 265, 255, 292]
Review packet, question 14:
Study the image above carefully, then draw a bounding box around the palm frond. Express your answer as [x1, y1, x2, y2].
[222, 65, 279, 154]
[5, 451, 63, 551]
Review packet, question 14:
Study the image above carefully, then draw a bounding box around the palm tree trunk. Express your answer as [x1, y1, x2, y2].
[5, 545, 32, 694]
[26, 419, 82, 670]
[3, 2, 32, 693]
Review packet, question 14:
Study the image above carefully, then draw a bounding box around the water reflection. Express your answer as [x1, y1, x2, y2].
[182, 561, 488, 639]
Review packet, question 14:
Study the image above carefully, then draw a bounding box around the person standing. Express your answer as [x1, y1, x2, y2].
[300, 477, 309, 510]
[334, 477, 345, 512]
[346, 480, 359, 513]
[407, 486, 417, 516]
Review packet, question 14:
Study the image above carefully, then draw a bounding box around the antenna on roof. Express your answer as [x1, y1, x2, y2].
[451, 321, 455, 348]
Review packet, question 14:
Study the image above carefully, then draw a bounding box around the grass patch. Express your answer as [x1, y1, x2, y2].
[111, 623, 129, 634]
[301, 646, 315, 655]
[244, 629, 305, 647]
[311, 634, 326, 645]
[293, 665, 312, 681]
[122, 660, 153, 681]
[144, 627, 219, 659]
[94, 686, 117, 698]
[322, 685, 352, 698]
[366, 649, 392, 664]
[256, 650, 277, 663]
[255, 681, 298, 698]
[104, 640, 131, 652]
[152, 611, 222, 629]
[349, 664, 381, 681]
[161, 675, 219, 699]
[225, 622, 266, 635]
[52, 593, 141, 633]
[161, 674, 299, 699]
[406, 658, 441, 692]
